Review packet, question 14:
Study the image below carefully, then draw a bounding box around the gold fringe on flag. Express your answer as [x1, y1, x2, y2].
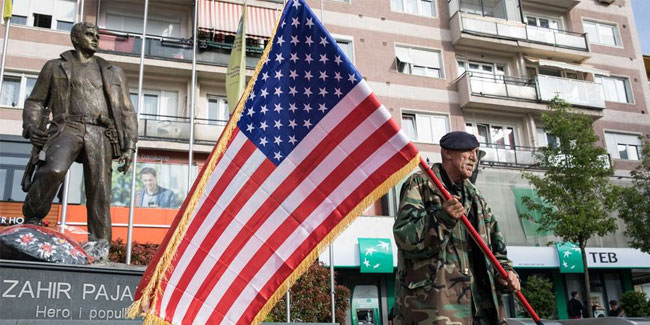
[126, 5, 284, 322]
[251, 154, 420, 325]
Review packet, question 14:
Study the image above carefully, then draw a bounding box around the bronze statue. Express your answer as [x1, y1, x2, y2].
[21, 22, 138, 261]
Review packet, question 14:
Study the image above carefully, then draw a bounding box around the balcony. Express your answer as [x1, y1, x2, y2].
[448, 0, 590, 62]
[98, 29, 263, 69]
[456, 72, 605, 116]
[138, 113, 228, 144]
[479, 143, 538, 167]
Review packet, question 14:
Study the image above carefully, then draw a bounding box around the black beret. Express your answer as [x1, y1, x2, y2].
[439, 131, 480, 150]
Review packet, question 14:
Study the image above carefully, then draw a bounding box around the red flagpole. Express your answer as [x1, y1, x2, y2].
[418, 157, 543, 325]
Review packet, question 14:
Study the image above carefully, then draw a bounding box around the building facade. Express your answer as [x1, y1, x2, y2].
[1, 0, 649, 323]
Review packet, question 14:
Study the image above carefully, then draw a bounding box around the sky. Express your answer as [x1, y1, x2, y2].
[632, 0, 650, 54]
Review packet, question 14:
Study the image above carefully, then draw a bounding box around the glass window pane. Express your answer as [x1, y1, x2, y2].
[336, 39, 353, 62]
[457, 61, 466, 76]
[1, 77, 21, 107]
[506, 127, 516, 149]
[597, 23, 616, 46]
[56, 20, 74, 31]
[583, 21, 599, 44]
[412, 66, 426, 76]
[419, 0, 435, 17]
[391, 0, 404, 12]
[401, 114, 417, 140]
[628, 145, 640, 161]
[0, 168, 6, 200]
[25, 77, 37, 100]
[526, 16, 537, 26]
[415, 115, 433, 142]
[11, 170, 27, 202]
[405, 0, 418, 14]
[618, 144, 628, 159]
[129, 93, 138, 111]
[539, 18, 549, 28]
[492, 125, 505, 147]
[477, 124, 489, 144]
[33, 13, 53, 29]
[430, 116, 448, 143]
[11, 15, 27, 25]
[143, 94, 159, 116]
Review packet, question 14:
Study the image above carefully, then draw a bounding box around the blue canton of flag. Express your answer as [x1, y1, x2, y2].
[238, 0, 362, 164]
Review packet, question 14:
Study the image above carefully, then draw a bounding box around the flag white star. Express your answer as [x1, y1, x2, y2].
[303, 87, 312, 97]
[260, 88, 269, 98]
[334, 55, 342, 65]
[281, 20, 286, 29]
[319, 36, 329, 46]
[288, 119, 297, 129]
[274, 86, 283, 96]
[274, 151, 283, 160]
[289, 135, 297, 145]
[319, 71, 328, 81]
[303, 103, 312, 113]
[304, 53, 314, 64]
[291, 17, 300, 28]
[273, 103, 283, 113]
[303, 119, 312, 128]
[246, 123, 254, 132]
[276, 36, 285, 46]
[334, 72, 342, 82]
[275, 53, 285, 64]
[288, 103, 298, 113]
[289, 52, 299, 63]
[274, 135, 283, 145]
[334, 88, 343, 97]
[274, 70, 284, 80]
[260, 121, 268, 131]
[247, 107, 255, 117]
[292, 0, 301, 9]
[290, 35, 300, 46]
[319, 54, 329, 64]
[305, 35, 314, 46]
[288, 86, 298, 96]
[318, 87, 328, 97]
[260, 105, 269, 114]
[318, 103, 328, 113]
[260, 137, 268, 146]
[261, 72, 269, 81]
[263, 55, 270, 66]
[289, 69, 298, 80]
[365, 247, 377, 256]
[306, 17, 314, 28]
[248, 91, 256, 101]
[363, 259, 370, 267]
[348, 73, 357, 83]
[304, 71, 313, 81]
[377, 241, 390, 251]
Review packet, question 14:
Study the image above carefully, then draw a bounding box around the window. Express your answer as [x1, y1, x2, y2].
[207, 96, 230, 125]
[0, 74, 37, 108]
[105, 12, 181, 37]
[12, 0, 77, 31]
[401, 112, 449, 144]
[595, 75, 632, 104]
[525, 15, 560, 30]
[391, 0, 436, 17]
[395, 45, 443, 78]
[457, 59, 505, 78]
[335, 38, 354, 63]
[466, 122, 516, 149]
[0, 140, 31, 202]
[583, 20, 620, 47]
[536, 128, 558, 149]
[129, 90, 180, 118]
[605, 132, 642, 160]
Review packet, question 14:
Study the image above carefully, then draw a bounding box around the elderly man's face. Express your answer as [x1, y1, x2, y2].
[74, 26, 99, 54]
[445, 148, 478, 181]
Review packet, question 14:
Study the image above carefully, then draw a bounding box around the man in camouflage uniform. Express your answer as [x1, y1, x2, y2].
[393, 131, 520, 324]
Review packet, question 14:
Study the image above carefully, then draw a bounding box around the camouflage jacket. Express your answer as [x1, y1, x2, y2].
[393, 163, 514, 324]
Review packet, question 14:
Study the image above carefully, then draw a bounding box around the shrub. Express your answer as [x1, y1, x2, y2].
[108, 239, 159, 265]
[620, 291, 650, 317]
[519, 275, 556, 319]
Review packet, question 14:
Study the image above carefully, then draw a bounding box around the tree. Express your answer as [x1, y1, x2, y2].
[522, 98, 619, 318]
[265, 262, 351, 323]
[617, 139, 650, 254]
[620, 291, 650, 317]
[519, 275, 556, 319]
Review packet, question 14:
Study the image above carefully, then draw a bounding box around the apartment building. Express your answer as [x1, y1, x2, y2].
[1, 0, 649, 323]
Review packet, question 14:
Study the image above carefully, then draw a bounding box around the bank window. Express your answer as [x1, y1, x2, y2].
[466, 122, 516, 149]
[0, 74, 37, 108]
[12, 0, 77, 31]
[604, 132, 642, 161]
[594, 75, 632, 104]
[207, 96, 229, 125]
[583, 20, 621, 47]
[391, 0, 436, 17]
[129, 90, 180, 118]
[401, 112, 449, 144]
[396, 45, 443, 78]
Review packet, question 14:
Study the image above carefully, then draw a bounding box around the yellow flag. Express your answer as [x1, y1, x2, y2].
[226, 1, 247, 114]
[3, 0, 12, 21]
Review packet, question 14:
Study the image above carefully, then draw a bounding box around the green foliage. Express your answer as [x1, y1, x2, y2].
[108, 239, 159, 265]
[520, 275, 556, 319]
[521, 97, 618, 246]
[620, 291, 650, 317]
[617, 140, 650, 254]
[266, 262, 351, 323]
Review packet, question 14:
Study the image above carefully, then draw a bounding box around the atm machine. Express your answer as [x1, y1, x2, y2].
[351, 285, 381, 325]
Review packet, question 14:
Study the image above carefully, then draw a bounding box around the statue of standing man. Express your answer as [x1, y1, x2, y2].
[21, 22, 138, 262]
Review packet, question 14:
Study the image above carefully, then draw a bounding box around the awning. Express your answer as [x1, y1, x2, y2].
[525, 57, 610, 76]
[198, 0, 280, 39]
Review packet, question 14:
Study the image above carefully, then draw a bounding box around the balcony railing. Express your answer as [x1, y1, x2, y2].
[536, 75, 605, 109]
[448, 0, 589, 51]
[465, 72, 537, 101]
[479, 142, 538, 166]
[138, 113, 228, 144]
[97, 29, 263, 68]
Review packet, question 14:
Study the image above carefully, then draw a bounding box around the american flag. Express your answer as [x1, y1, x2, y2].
[132, 0, 418, 323]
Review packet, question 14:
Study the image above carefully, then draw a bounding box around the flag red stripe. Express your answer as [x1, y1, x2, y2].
[206, 120, 402, 323]
[237, 144, 418, 324]
[178, 94, 382, 322]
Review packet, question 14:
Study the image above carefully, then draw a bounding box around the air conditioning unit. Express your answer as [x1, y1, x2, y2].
[598, 0, 615, 4]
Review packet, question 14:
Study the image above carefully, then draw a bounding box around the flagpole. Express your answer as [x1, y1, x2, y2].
[0, 0, 11, 96]
[187, 0, 199, 194]
[126, 0, 149, 265]
[285, 289, 290, 323]
[79, 0, 85, 22]
[417, 157, 544, 325]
